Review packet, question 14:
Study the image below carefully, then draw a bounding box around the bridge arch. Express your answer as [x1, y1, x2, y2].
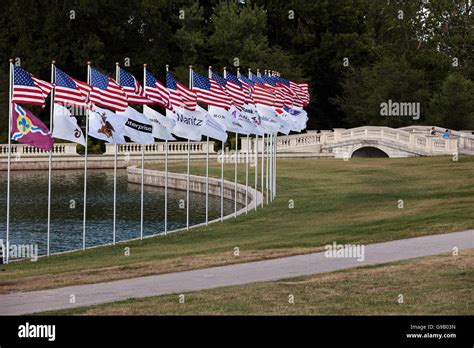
[351, 145, 390, 158]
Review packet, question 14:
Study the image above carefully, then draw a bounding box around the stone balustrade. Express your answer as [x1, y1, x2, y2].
[105, 141, 215, 155]
[0, 143, 79, 157]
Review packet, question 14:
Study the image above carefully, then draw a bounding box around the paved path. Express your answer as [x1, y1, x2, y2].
[1, 230, 473, 315]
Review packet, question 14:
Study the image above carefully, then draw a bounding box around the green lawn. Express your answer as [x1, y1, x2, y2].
[46, 249, 474, 315]
[1, 156, 474, 294]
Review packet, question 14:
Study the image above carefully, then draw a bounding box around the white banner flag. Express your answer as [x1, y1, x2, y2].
[255, 104, 281, 134]
[52, 103, 86, 145]
[88, 106, 126, 144]
[196, 105, 228, 142]
[143, 105, 176, 141]
[166, 106, 205, 141]
[117, 107, 155, 144]
[208, 105, 243, 133]
[240, 104, 264, 135]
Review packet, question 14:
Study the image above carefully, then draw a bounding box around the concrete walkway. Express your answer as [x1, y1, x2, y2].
[1, 230, 472, 315]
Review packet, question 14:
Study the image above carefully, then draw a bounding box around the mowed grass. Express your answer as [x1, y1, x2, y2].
[46, 249, 474, 315]
[1, 156, 474, 294]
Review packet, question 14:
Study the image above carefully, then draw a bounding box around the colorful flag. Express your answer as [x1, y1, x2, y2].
[117, 107, 155, 144]
[89, 68, 128, 112]
[143, 105, 176, 141]
[88, 106, 126, 144]
[192, 71, 232, 109]
[145, 71, 169, 107]
[11, 103, 54, 150]
[255, 104, 281, 134]
[118, 67, 152, 105]
[54, 67, 92, 108]
[52, 103, 86, 146]
[12, 66, 54, 106]
[166, 71, 197, 110]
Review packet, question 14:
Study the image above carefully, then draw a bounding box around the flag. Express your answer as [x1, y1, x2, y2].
[196, 105, 228, 142]
[251, 76, 277, 107]
[52, 103, 86, 146]
[12, 66, 54, 106]
[166, 107, 205, 141]
[241, 104, 264, 135]
[118, 67, 152, 104]
[117, 107, 154, 144]
[54, 67, 92, 108]
[192, 71, 231, 109]
[88, 106, 126, 144]
[224, 71, 246, 110]
[273, 108, 293, 135]
[284, 107, 308, 131]
[260, 75, 285, 108]
[11, 103, 54, 150]
[238, 75, 255, 105]
[90, 68, 128, 112]
[255, 105, 281, 134]
[143, 105, 176, 141]
[290, 81, 309, 106]
[145, 71, 169, 107]
[166, 71, 196, 110]
[298, 83, 310, 105]
[208, 105, 242, 133]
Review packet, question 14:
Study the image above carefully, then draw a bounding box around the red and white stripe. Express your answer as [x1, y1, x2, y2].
[13, 78, 54, 106]
[224, 80, 245, 111]
[252, 83, 277, 107]
[239, 80, 255, 105]
[176, 82, 197, 110]
[54, 78, 91, 108]
[122, 81, 152, 105]
[146, 80, 169, 107]
[90, 77, 128, 112]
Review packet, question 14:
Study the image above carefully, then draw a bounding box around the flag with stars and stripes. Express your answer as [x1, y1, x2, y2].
[54, 67, 92, 108]
[251, 76, 277, 108]
[289, 81, 310, 106]
[223, 71, 245, 111]
[145, 71, 169, 107]
[118, 67, 152, 105]
[192, 70, 231, 109]
[238, 74, 255, 105]
[89, 67, 128, 112]
[12, 66, 54, 106]
[166, 71, 197, 111]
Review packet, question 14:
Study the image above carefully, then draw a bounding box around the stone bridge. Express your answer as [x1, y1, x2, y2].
[245, 126, 474, 159]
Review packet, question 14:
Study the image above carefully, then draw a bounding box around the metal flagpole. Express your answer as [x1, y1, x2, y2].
[274, 132, 277, 198]
[234, 132, 238, 217]
[165, 65, 170, 234]
[221, 140, 224, 221]
[206, 136, 209, 224]
[186, 65, 192, 231]
[261, 133, 264, 208]
[113, 63, 120, 244]
[266, 133, 269, 204]
[269, 133, 273, 202]
[140, 64, 149, 240]
[83, 62, 91, 250]
[47, 61, 56, 256]
[237, 68, 249, 214]
[6, 59, 13, 264]
[249, 69, 257, 212]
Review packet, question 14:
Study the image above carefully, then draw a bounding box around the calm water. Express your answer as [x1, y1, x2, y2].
[0, 169, 238, 255]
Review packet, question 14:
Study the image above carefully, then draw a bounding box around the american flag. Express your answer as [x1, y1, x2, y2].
[54, 67, 92, 108]
[89, 67, 128, 112]
[274, 76, 303, 108]
[223, 71, 245, 110]
[290, 81, 310, 106]
[192, 71, 231, 109]
[260, 75, 285, 108]
[166, 71, 196, 110]
[238, 74, 255, 104]
[251, 75, 277, 107]
[118, 67, 152, 105]
[145, 71, 169, 107]
[12, 66, 54, 106]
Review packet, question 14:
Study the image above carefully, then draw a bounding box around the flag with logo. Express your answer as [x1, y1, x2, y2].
[52, 103, 86, 145]
[255, 104, 281, 134]
[11, 103, 54, 150]
[208, 105, 242, 133]
[166, 107, 205, 141]
[88, 106, 126, 144]
[196, 105, 228, 142]
[143, 105, 175, 141]
[117, 107, 154, 144]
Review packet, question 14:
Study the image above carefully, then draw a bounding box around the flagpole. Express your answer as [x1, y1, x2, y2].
[269, 133, 272, 202]
[47, 60, 56, 256]
[6, 59, 13, 264]
[221, 140, 224, 221]
[202, 67, 209, 225]
[249, 68, 257, 212]
[237, 68, 249, 214]
[113, 63, 120, 244]
[140, 64, 148, 240]
[261, 133, 264, 208]
[186, 65, 192, 231]
[274, 131, 277, 197]
[165, 64, 171, 234]
[83, 62, 91, 250]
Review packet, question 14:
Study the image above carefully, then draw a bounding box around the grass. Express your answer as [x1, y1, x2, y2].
[1, 156, 474, 294]
[45, 249, 474, 315]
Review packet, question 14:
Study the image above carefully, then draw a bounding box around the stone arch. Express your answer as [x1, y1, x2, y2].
[351, 146, 389, 158]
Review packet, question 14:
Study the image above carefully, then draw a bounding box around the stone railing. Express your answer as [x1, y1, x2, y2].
[0, 143, 79, 157]
[325, 126, 458, 154]
[104, 141, 215, 155]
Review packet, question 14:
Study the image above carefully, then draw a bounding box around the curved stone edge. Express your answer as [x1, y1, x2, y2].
[127, 166, 264, 231]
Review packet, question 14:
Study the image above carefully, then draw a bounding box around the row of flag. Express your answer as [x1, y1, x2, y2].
[9, 64, 310, 150]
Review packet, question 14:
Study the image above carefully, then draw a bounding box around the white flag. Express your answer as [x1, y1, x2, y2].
[239, 104, 264, 135]
[255, 105, 281, 134]
[166, 106, 205, 141]
[143, 105, 176, 141]
[208, 105, 243, 133]
[285, 107, 308, 132]
[88, 106, 126, 144]
[52, 103, 86, 146]
[117, 107, 155, 144]
[196, 105, 228, 142]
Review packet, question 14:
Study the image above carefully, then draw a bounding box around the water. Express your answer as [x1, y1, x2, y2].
[0, 169, 238, 255]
